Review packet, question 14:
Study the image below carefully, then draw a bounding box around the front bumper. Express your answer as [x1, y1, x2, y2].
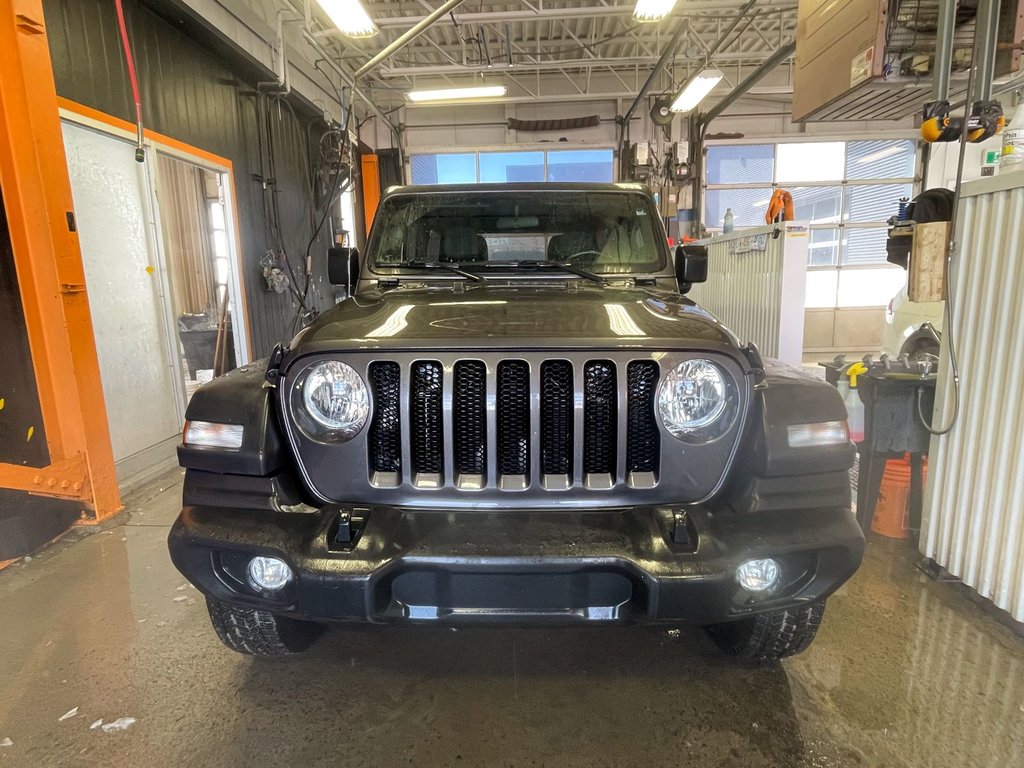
[168, 504, 864, 626]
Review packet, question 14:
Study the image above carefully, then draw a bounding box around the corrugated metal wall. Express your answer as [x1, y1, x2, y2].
[922, 173, 1024, 622]
[42, 0, 336, 357]
[688, 224, 807, 364]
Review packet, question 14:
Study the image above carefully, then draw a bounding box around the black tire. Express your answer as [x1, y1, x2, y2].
[206, 598, 323, 657]
[705, 602, 825, 663]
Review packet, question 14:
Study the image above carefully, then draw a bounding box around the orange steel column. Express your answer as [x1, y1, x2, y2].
[361, 154, 381, 234]
[0, 0, 121, 518]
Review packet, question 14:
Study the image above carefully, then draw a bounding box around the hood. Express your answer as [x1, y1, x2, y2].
[291, 283, 738, 353]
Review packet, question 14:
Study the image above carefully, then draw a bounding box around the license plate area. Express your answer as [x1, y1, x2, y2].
[388, 570, 633, 622]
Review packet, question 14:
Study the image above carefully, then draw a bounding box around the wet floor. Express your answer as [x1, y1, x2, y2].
[1, 469, 1022, 768]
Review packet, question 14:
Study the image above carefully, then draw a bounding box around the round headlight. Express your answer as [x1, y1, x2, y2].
[299, 361, 369, 440]
[658, 359, 734, 441]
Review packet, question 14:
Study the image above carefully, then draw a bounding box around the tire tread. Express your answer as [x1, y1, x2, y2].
[706, 602, 825, 663]
[206, 598, 316, 657]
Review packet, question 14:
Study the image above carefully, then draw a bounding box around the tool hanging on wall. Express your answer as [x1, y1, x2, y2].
[921, 98, 1006, 143]
[965, 99, 1006, 141]
[920, 100, 963, 142]
[764, 189, 794, 224]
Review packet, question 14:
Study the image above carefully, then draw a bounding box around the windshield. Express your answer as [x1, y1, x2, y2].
[368, 190, 667, 276]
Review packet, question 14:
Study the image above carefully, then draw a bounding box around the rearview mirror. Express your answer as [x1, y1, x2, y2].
[328, 247, 360, 293]
[674, 244, 708, 293]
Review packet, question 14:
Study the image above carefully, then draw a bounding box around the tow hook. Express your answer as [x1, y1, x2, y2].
[328, 505, 369, 550]
[671, 509, 694, 547]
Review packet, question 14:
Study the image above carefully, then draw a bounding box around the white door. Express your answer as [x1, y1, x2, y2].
[61, 121, 183, 486]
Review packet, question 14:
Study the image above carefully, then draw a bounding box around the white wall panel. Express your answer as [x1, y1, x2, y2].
[922, 171, 1024, 622]
[688, 223, 808, 363]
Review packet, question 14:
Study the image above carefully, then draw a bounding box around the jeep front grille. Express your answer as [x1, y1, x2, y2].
[367, 362, 402, 474]
[367, 357, 662, 492]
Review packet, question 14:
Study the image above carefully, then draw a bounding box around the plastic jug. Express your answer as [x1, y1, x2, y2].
[1000, 102, 1024, 171]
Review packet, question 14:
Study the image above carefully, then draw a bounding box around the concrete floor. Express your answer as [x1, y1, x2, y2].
[1, 470, 1023, 768]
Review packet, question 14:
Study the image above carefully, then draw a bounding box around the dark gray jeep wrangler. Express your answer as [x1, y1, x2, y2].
[169, 183, 863, 661]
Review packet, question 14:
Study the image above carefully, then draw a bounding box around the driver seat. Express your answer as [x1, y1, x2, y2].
[546, 230, 598, 262]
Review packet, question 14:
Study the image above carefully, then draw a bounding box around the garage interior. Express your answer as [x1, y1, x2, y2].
[1, 0, 1023, 765]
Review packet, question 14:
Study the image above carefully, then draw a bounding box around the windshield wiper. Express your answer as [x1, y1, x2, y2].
[398, 261, 484, 282]
[474, 260, 606, 285]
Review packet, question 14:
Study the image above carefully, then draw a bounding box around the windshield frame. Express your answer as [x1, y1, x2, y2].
[363, 187, 674, 281]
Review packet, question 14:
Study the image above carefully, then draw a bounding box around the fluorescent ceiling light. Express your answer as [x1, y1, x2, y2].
[856, 145, 903, 164]
[406, 85, 508, 103]
[317, 0, 378, 38]
[633, 0, 679, 22]
[670, 69, 725, 113]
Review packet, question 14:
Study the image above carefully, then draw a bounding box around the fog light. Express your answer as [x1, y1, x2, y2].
[247, 556, 293, 591]
[737, 558, 780, 592]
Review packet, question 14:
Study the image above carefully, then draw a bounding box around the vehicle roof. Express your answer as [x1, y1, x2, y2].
[380, 182, 653, 198]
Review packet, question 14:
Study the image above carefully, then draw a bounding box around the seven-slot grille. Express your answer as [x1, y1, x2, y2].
[366, 358, 660, 491]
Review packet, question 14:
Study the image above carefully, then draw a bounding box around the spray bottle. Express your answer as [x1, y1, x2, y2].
[844, 362, 868, 444]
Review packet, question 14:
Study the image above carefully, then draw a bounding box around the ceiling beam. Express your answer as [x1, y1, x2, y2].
[368, 1, 798, 28]
[376, 49, 793, 78]
[383, 83, 794, 108]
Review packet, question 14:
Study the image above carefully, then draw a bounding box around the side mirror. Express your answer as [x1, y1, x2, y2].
[327, 247, 360, 293]
[674, 244, 708, 293]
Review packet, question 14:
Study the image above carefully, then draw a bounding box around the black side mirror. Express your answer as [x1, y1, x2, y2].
[327, 247, 360, 293]
[674, 244, 708, 293]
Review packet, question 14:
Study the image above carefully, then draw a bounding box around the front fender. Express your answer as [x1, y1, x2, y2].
[177, 361, 287, 476]
[722, 360, 855, 513]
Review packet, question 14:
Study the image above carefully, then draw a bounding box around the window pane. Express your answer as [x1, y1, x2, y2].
[775, 142, 845, 182]
[480, 151, 544, 183]
[805, 269, 839, 309]
[706, 144, 774, 184]
[845, 183, 913, 223]
[837, 266, 908, 307]
[215, 257, 229, 285]
[846, 140, 916, 179]
[212, 230, 228, 261]
[843, 227, 889, 265]
[410, 153, 477, 185]
[790, 186, 842, 224]
[208, 201, 225, 228]
[808, 228, 840, 266]
[705, 187, 773, 229]
[546, 149, 614, 182]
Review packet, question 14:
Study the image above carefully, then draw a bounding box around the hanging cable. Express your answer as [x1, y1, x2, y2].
[113, 0, 145, 161]
[917, 52, 974, 436]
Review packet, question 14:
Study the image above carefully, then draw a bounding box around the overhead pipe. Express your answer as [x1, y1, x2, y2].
[354, 0, 468, 80]
[619, 19, 689, 132]
[301, 28, 398, 133]
[699, 41, 796, 126]
[932, 0, 959, 101]
[972, 0, 1002, 101]
[621, 0, 756, 131]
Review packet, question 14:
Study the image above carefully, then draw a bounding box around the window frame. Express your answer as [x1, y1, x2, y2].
[703, 134, 920, 308]
[407, 144, 617, 186]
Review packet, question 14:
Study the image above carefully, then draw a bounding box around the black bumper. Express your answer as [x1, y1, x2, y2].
[167, 504, 864, 626]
